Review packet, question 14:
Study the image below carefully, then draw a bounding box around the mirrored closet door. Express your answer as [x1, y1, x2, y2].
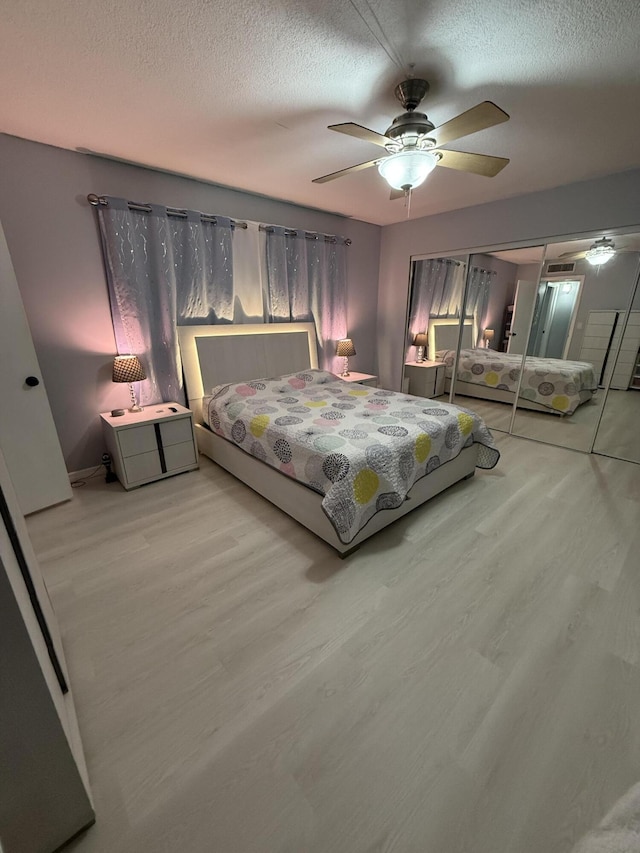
[404, 254, 469, 401]
[450, 247, 544, 433]
[592, 254, 640, 463]
[512, 232, 640, 453]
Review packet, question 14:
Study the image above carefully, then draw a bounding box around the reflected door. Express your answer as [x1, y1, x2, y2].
[528, 280, 580, 359]
[507, 280, 537, 354]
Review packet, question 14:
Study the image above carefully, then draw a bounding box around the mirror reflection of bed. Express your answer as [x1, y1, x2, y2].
[404, 233, 640, 462]
[513, 237, 640, 453]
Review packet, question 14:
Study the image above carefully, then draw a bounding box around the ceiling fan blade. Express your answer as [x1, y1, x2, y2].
[431, 101, 509, 147]
[435, 149, 509, 177]
[328, 122, 390, 149]
[557, 251, 587, 261]
[390, 188, 406, 201]
[312, 158, 382, 184]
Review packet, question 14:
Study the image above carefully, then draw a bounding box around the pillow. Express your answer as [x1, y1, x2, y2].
[209, 368, 338, 398]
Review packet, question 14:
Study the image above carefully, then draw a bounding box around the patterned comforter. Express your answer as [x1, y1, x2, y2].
[202, 370, 499, 544]
[439, 348, 597, 415]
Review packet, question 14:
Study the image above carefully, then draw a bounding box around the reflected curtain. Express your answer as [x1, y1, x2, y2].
[97, 196, 236, 405]
[264, 227, 348, 372]
[406, 258, 463, 358]
[465, 267, 495, 345]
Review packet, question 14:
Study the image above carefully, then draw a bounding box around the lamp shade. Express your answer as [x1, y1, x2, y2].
[483, 329, 495, 341]
[413, 333, 428, 347]
[378, 150, 438, 191]
[336, 338, 356, 357]
[112, 355, 146, 383]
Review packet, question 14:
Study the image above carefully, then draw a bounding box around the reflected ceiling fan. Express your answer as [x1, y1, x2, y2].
[559, 237, 635, 266]
[313, 78, 510, 198]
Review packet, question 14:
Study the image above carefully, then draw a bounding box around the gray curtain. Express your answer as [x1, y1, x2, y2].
[406, 258, 462, 358]
[97, 196, 234, 405]
[465, 267, 494, 345]
[264, 227, 348, 372]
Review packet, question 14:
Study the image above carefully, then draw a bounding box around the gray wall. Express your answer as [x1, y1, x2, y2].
[0, 134, 381, 472]
[377, 169, 640, 391]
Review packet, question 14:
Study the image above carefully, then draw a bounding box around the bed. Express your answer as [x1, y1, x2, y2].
[430, 320, 597, 416]
[179, 323, 499, 555]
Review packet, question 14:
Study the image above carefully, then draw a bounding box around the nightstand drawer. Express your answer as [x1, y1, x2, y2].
[125, 450, 163, 484]
[164, 440, 197, 472]
[118, 424, 158, 457]
[159, 417, 193, 447]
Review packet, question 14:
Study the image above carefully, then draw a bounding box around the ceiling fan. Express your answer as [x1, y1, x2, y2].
[559, 237, 636, 266]
[313, 78, 510, 198]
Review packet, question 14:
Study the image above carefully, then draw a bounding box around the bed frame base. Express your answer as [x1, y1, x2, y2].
[195, 424, 479, 556]
[447, 378, 593, 416]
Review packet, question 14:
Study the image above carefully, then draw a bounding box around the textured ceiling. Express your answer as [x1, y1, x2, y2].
[2, 0, 640, 225]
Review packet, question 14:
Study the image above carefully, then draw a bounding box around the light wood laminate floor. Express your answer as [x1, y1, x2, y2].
[593, 388, 640, 463]
[27, 434, 640, 853]
[452, 392, 604, 452]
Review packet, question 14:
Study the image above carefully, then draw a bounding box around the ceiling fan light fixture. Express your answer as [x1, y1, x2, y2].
[378, 150, 438, 191]
[585, 238, 616, 266]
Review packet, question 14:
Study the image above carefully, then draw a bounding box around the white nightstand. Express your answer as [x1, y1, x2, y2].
[100, 403, 198, 490]
[340, 372, 378, 387]
[404, 361, 446, 398]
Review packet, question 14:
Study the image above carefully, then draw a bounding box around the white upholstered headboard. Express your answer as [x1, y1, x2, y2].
[178, 323, 319, 420]
[428, 319, 474, 361]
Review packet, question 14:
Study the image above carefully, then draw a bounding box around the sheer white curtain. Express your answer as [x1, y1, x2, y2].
[406, 258, 464, 359]
[98, 198, 349, 401]
[264, 227, 348, 372]
[97, 197, 258, 405]
[465, 267, 495, 345]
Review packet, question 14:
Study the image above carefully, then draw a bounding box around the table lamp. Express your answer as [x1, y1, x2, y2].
[112, 355, 146, 412]
[335, 338, 356, 377]
[413, 333, 428, 362]
[483, 329, 495, 349]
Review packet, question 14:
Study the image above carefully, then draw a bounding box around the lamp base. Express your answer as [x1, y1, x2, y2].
[128, 383, 143, 413]
[415, 346, 425, 363]
[340, 356, 350, 377]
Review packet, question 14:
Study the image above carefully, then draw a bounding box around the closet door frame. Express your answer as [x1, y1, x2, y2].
[588, 257, 640, 455]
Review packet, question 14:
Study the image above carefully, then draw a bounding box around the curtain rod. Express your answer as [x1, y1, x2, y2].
[88, 194, 248, 229]
[258, 225, 351, 246]
[88, 194, 351, 245]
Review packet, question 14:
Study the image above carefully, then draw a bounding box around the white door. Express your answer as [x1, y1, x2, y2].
[0, 221, 72, 514]
[507, 280, 538, 355]
[0, 448, 93, 848]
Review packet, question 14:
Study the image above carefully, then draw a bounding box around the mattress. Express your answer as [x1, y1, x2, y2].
[438, 348, 597, 415]
[202, 369, 499, 544]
